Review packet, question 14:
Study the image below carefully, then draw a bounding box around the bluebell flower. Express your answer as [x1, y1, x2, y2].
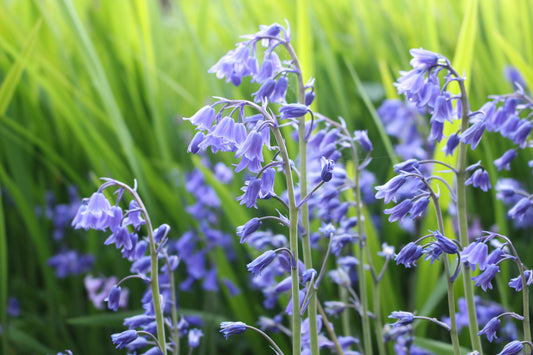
[443, 132, 460, 156]
[279, 103, 308, 120]
[508, 197, 532, 220]
[409, 196, 430, 218]
[508, 270, 533, 292]
[234, 131, 264, 173]
[237, 177, 262, 208]
[497, 340, 523, 355]
[509, 119, 531, 148]
[106, 285, 122, 311]
[428, 118, 444, 142]
[432, 230, 458, 254]
[384, 199, 413, 222]
[465, 168, 491, 192]
[409, 48, 440, 68]
[389, 311, 414, 327]
[252, 78, 276, 103]
[395, 67, 426, 98]
[153, 224, 170, 243]
[141, 346, 163, 355]
[48, 250, 94, 278]
[247, 250, 277, 276]
[320, 157, 335, 182]
[260, 167, 276, 198]
[271, 76, 289, 103]
[123, 314, 154, 329]
[123, 200, 145, 229]
[237, 218, 262, 243]
[72, 192, 114, 231]
[209, 43, 254, 86]
[424, 243, 443, 264]
[375, 175, 407, 203]
[111, 329, 138, 349]
[395, 242, 424, 268]
[504, 65, 527, 89]
[305, 90, 315, 106]
[324, 301, 347, 316]
[494, 149, 517, 171]
[393, 159, 419, 173]
[188, 328, 203, 348]
[472, 264, 500, 291]
[354, 130, 373, 151]
[460, 120, 486, 150]
[220, 321, 247, 339]
[184, 105, 216, 131]
[104, 225, 133, 250]
[187, 131, 205, 154]
[478, 317, 500, 342]
[461, 241, 489, 271]
[500, 114, 520, 138]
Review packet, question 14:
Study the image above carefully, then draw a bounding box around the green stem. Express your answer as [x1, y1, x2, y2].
[317, 299, 345, 355]
[451, 65, 483, 354]
[271, 126, 301, 354]
[284, 41, 318, 355]
[245, 325, 285, 355]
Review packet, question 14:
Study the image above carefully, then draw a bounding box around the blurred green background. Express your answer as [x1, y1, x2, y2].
[0, 0, 532, 353]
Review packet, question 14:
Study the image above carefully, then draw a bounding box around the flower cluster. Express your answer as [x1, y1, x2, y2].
[72, 179, 202, 354]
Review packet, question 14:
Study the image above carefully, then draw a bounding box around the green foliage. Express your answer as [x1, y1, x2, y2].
[0, 0, 531, 353]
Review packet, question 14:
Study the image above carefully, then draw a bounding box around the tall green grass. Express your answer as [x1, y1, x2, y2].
[0, 0, 531, 353]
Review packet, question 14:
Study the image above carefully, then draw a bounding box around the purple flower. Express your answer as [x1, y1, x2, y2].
[409, 48, 440, 68]
[472, 264, 500, 291]
[234, 131, 264, 173]
[220, 321, 247, 339]
[375, 175, 407, 203]
[187, 131, 205, 154]
[384, 199, 413, 222]
[237, 218, 262, 244]
[320, 157, 335, 182]
[510, 119, 532, 148]
[48, 250, 94, 278]
[209, 43, 254, 86]
[104, 225, 133, 250]
[271, 76, 289, 103]
[123, 200, 145, 229]
[279, 103, 308, 119]
[188, 328, 203, 348]
[247, 250, 277, 276]
[153, 224, 170, 243]
[497, 340, 523, 355]
[305, 90, 315, 106]
[236, 177, 262, 209]
[354, 130, 373, 151]
[460, 120, 486, 150]
[494, 149, 517, 171]
[395, 242, 424, 268]
[508, 270, 533, 292]
[393, 159, 419, 173]
[105, 285, 122, 311]
[443, 132, 460, 156]
[259, 167, 275, 198]
[433, 230, 458, 254]
[508, 197, 532, 220]
[252, 78, 276, 103]
[123, 314, 154, 329]
[465, 168, 491, 192]
[409, 196, 430, 218]
[478, 317, 500, 342]
[389, 311, 415, 327]
[184, 105, 216, 131]
[110, 329, 138, 349]
[461, 241, 489, 270]
[72, 192, 114, 231]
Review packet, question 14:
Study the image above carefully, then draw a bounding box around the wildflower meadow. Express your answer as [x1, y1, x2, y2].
[2, 1, 533, 354]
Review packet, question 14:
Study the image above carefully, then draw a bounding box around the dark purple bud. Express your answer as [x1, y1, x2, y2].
[237, 218, 262, 244]
[443, 132, 460, 156]
[187, 131, 205, 154]
[393, 159, 419, 173]
[305, 90, 315, 106]
[433, 230, 458, 254]
[389, 311, 415, 327]
[106, 285, 122, 312]
[247, 250, 277, 276]
[153, 224, 170, 243]
[395, 242, 423, 268]
[497, 340, 523, 355]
